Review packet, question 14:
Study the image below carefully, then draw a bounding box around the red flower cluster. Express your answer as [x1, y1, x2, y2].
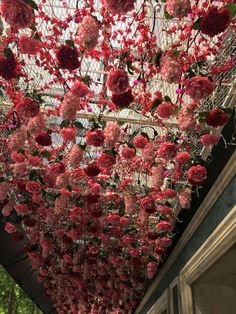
[56, 45, 80, 70]
[107, 70, 129, 94]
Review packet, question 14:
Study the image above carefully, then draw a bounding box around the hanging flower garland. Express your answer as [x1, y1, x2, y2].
[0, 0, 235, 313]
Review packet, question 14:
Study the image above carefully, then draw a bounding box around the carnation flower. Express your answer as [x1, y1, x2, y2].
[205, 108, 229, 127]
[107, 70, 129, 94]
[104, 122, 120, 148]
[97, 152, 116, 169]
[60, 92, 82, 121]
[0, 54, 18, 80]
[50, 162, 66, 175]
[1, 0, 33, 29]
[111, 89, 134, 109]
[61, 127, 76, 142]
[85, 129, 105, 147]
[19, 35, 42, 55]
[200, 134, 220, 146]
[77, 15, 99, 49]
[157, 102, 175, 119]
[178, 187, 191, 209]
[178, 106, 195, 131]
[121, 147, 135, 160]
[187, 165, 207, 185]
[5, 223, 17, 234]
[35, 132, 52, 146]
[152, 165, 164, 189]
[27, 112, 45, 134]
[84, 164, 101, 177]
[133, 135, 148, 149]
[156, 220, 173, 232]
[200, 6, 231, 38]
[68, 145, 83, 168]
[71, 81, 89, 97]
[185, 76, 214, 100]
[56, 45, 80, 70]
[104, 0, 136, 15]
[166, 0, 191, 18]
[26, 181, 41, 194]
[16, 98, 40, 118]
[176, 151, 190, 164]
[158, 142, 177, 160]
[160, 56, 182, 83]
[162, 189, 176, 199]
[142, 142, 156, 163]
[11, 152, 25, 163]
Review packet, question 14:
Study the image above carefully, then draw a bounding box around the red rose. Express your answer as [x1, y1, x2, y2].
[1, 0, 33, 29]
[111, 89, 134, 108]
[206, 108, 229, 127]
[84, 164, 101, 177]
[187, 165, 207, 185]
[50, 162, 66, 174]
[56, 45, 80, 70]
[26, 181, 41, 194]
[200, 6, 231, 38]
[16, 98, 40, 118]
[86, 129, 105, 147]
[35, 132, 52, 146]
[5, 223, 17, 234]
[185, 76, 214, 100]
[107, 69, 129, 94]
[156, 220, 173, 231]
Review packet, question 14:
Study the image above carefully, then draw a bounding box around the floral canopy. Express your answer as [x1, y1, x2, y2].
[0, 0, 235, 313]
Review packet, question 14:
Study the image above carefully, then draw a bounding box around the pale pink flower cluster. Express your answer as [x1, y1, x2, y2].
[77, 16, 99, 49]
[152, 165, 164, 189]
[166, 0, 191, 18]
[104, 122, 120, 148]
[56, 170, 71, 188]
[0, 183, 9, 201]
[142, 142, 156, 163]
[12, 161, 27, 177]
[178, 106, 195, 131]
[54, 195, 67, 215]
[8, 125, 27, 150]
[124, 194, 137, 215]
[160, 56, 182, 83]
[178, 187, 192, 209]
[68, 144, 83, 168]
[27, 112, 45, 134]
[60, 93, 82, 121]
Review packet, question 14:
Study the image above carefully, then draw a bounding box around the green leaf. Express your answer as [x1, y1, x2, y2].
[74, 121, 84, 129]
[173, 50, 181, 58]
[66, 40, 75, 47]
[3, 48, 13, 57]
[24, 0, 38, 10]
[60, 120, 70, 128]
[193, 17, 202, 30]
[29, 25, 37, 31]
[164, 95, 172, 102]
[33, 32, 41, 41]
[141, 132, 150, 139]
[152, 98, 162, 110]
[0, 177, 5, 183]
[41, 150, 51, 158]
[164, 8, 173, 20]
[225, 3, 236, 17]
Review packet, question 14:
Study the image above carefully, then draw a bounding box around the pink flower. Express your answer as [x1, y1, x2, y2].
[97, 152, 116, 169]
[158, 142, 177, 160]
[124, 194, 137, 215]
[16, 97, 40, 118]
[104, 122, 120, 148]
[84, 164, 101, 177]
[151, 165, 164, 189]
[147, 262, 158, 279]
[104, 0, 136, 15]
[10, 152, 25, 163]
[162, 189, 176, 199]
[200, 134, 220, 146]
[85, 129, 105, 147]
[19, 35, 42, 55]
[107, 70, 129, 94]
[121, 147, 136, 160]
[0, 183, 9, 201]
[185, 76, 214, 100]
[15, 203, 31, 214]
[187, 165, 207, 185]
[160, 56, 182, 83]
[12, 162, 27, 178]
[8, 125, 28, 150]
[27, 113, 45, 134]
[157, 102, 175, 119]
[5, 223, 17, 234]
[178, 106, 195, 131]
[68, 145, 83, 168]
[1, 0, 33, 29]
[60, 92, 82, 121]
[205, 108, 229, 127]
[166, 0, 191, 18]
[71, 81, 89, 97]
[156, 220, 173, 231]
[142, 142, 156, 163]
[176, 151, 190, 165]
[178, 187, 191, 209]
[77, 15, 99, 49]
[133, 135, 148, 149]
[26, 181, 41, 194]
[61, 127, 76, 142]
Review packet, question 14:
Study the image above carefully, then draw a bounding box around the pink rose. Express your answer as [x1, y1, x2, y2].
[187, 165, 207, 185]
[26, 181, 41, 194]
[160, 56, 182, 83]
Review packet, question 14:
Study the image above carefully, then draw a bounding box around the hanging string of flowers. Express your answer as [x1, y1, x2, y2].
[0, 0, 235, 313]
